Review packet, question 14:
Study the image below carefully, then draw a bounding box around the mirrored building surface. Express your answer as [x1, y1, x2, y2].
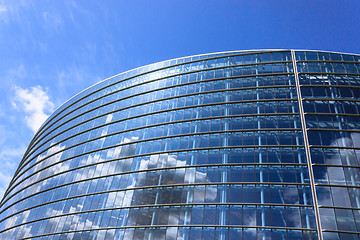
[0, 50, 360, 239]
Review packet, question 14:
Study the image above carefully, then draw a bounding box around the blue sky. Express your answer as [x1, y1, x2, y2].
[0, 0, 359, 199]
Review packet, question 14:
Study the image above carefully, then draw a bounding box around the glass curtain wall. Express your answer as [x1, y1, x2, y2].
[297, 51, 360, 240]
[0, 50, 358, 240]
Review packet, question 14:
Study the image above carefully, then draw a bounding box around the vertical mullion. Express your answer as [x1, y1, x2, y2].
[291, 50, 323, 240]
[256, 57, 266, 239]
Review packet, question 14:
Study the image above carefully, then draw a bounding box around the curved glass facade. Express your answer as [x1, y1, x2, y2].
[0, 50, 359, 239]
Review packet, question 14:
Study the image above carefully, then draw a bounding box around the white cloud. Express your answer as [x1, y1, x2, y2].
[12, 85, 55, 133]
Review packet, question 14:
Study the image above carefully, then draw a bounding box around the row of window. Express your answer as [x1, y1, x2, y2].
[310, 148, 360, 165]
[313, 166, 360, 186]
[303, 100, 360, 115]
[18, 108, 301, 189]
[0, 183, 315, 234]
[29, 77, 297, 161]
[34, 62, 294, 144]
[37, 51, 360, 143]
[7, 146, 308, 208]
[319, 207, 360, 232]
[305, 114, 360, 130]
[35, 51, 358, 145]
[26, 91, 299, 170]
[2, 226, 319, 240]
[2, 160, 312, 221]
[27, 81, 360, 177]
[14, 145, 307, 196]
[299, 74, 360, 86]
[297, 62, 360, 74]
[3, 193, 316, 231]
[295, 51, 360, 62]
[43, 50, 357, 134]
[316, 186, 360, 208]
[13, 128, 304, 200]
[301, 86, 360, 99]
[308, 130, 360, 147]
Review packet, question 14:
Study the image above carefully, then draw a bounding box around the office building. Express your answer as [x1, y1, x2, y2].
[0, 50, 359, 239]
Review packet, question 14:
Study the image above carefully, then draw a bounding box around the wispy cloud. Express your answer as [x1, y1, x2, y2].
[0, 0, 33, 24]
[0, 4, 6, 13]
[0, 145, 25, 161]
[42, 11, 63, 33]
[0, 144, 26, 199]
[12, 85, 55, 133]
[0, 1, 9, 23]
[56, 65, 102, 104]
[0, 172, 13, 200]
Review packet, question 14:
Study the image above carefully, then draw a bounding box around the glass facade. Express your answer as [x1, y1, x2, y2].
[0, 50, 359, 239]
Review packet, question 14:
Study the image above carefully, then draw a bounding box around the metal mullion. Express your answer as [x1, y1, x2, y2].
[255, 57, 266, 239]
[286, 57, 312, 230]
[217, 59, 231, 240]
[291, 50, 323, 239]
